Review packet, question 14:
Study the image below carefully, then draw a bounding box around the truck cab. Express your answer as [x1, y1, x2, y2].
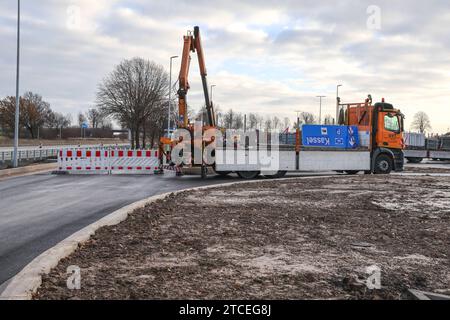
[341, 97, 405, 174]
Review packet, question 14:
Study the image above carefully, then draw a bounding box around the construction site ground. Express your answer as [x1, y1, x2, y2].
[35, 173, 449, 300]
[405, 160, 450, 174]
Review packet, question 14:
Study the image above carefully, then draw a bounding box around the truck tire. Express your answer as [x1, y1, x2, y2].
[201, 166, 208, 179]
[263, 171, 287, 179]
[374, 154, 393, 174]
[237, 171, 260, 179]
[406, 157, 423, 164]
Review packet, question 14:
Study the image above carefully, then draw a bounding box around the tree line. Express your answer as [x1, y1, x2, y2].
[215, 110, 336, 131]
[0, 93, 113, 139]
[0, 92, 72, 139]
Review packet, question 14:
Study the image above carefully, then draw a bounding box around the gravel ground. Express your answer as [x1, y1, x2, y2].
[36, 175, 450, 300]
[404, 165, 450, 174]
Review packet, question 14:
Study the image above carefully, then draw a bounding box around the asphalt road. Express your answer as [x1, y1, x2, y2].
[0, 172, 235, 289]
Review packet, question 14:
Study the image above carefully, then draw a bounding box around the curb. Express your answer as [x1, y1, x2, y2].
[0, 163, 57, 181]
[0, 175, 331, 300]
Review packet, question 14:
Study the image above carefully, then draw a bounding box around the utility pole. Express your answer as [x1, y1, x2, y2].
[295, 110, 302, 169]
[316, 96, 326, 124]
[336, 85, 342, 125]
[244, 114, 247, 133]
[168, 55, 178, 137]
[295, 111, 302, 130]
[13, 0, 21, 168]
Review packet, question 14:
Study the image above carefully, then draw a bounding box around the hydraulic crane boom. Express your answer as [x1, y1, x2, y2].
[194, 26, 216, 128]
[177, 26, 216, 129]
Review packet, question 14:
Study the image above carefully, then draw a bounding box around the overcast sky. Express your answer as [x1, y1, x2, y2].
[0, 0, 449, 133]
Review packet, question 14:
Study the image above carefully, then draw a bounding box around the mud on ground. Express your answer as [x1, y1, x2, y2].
[36, 175, 450, 300]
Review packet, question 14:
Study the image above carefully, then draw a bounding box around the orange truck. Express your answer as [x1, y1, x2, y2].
[161, 26, 406, 179]
[338, 95, 405, 174]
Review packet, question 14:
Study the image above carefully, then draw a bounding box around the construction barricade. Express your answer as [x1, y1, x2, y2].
[110, 149, 160, 175]
[58, 148, 160, 175]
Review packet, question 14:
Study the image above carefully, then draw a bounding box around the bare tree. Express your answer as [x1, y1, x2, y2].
[272, 116, 281, 132]
[283, 117, 290, 131]
[234, 113, 244, 129]
[47, 112, 72, 138]
[78, 112, 87, 127]
[256, 114, 264, 130]
[0, 96, 20, 135]
[324, 114, 334, 125]
[48, 112, 72, 129]
[248, 113, 258, 129]
[264, 117, 272, 132]
[411, 111, 431, 133]
[223, 109, 234, 129]
[86, 108, 104, 129]
[96, 57, 169, 148]
[0, 93, 52, 138]
[300, 112, 316, 124]
[22, 92, 53, 138]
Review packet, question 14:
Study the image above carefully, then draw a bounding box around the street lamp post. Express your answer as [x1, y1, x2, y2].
[316, 96, 326, 124]
[294, 111, 302, 164]
[295, 111, 302, 130]
[13, 0, 21, 168]
[336, 85, 342, 124]
[168, 55, 178, 137]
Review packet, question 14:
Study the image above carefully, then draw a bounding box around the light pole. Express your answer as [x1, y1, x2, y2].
[295, 111, 302, 129]
[336, 85, 342, 124]
[316, 96, 326, 124]
[210, 84, 216, 101]
[13, 0, 21, 168]
[167, 55, 178, 137]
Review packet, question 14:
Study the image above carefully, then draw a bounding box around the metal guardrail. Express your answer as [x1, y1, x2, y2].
[0, 149, 59, 162]
[0, 144, 130, 163]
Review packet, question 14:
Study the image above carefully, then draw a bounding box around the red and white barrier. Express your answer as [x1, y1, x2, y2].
[110, 149, 159, 174]
[59, 149, 110, 174]
[58, 148, 160, 175]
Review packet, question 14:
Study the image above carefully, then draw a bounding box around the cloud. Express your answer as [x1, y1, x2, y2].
[0, 0, 449, 133]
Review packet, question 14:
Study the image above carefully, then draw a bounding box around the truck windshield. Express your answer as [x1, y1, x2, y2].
[384, 114, 400, 132]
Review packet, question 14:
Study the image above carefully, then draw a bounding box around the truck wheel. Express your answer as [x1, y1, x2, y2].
[263, 171, 287, 179]
[201, 166, 208, 179]
[345, 171, 360, 175]
[406, 157, 423, 164]
[237, 171, 260, 179]
[374, 154, 393, 174]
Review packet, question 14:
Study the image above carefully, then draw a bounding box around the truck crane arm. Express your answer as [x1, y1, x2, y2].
[193, 26, 216, 128]
[177, 26, 216, 129]
[177, 31, 194, 128]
